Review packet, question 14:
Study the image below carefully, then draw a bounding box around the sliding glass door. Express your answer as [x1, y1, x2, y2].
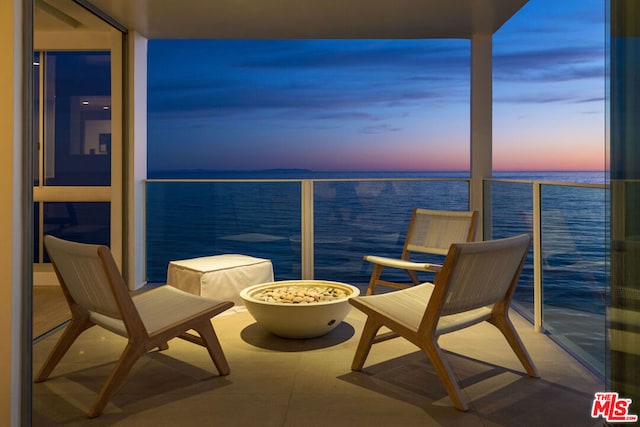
[33, 51, 112, 265]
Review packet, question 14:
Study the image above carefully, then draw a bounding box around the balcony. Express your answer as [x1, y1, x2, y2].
[32, 175, 608, 423]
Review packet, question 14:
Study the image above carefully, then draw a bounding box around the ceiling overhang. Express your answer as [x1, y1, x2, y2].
[37, 0, 529, 39]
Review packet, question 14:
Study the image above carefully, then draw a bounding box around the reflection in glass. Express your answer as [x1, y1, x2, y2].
[43, 52, 111, 186]
[42, 202, 110, 262]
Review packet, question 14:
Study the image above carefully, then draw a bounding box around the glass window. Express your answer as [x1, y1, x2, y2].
[43, 52, 111, 186]
[42, 202, 110, 262]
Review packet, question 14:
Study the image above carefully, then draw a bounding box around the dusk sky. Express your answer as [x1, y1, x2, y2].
[147, 0, 605, 173]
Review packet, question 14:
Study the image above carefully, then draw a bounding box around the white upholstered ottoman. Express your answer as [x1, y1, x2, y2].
[166, 254, 274, 308]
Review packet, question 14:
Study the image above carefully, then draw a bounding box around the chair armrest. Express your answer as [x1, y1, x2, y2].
[363, 255, 442, 272]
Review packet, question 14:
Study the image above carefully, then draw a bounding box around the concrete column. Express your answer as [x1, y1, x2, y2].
[123, 32, 148, 290]
[470, 33, 493, 240]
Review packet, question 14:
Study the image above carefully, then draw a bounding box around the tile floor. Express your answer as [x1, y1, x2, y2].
[32, 304, 604, 426]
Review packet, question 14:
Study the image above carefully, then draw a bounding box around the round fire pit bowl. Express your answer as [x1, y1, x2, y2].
[240, 280, 360, 339]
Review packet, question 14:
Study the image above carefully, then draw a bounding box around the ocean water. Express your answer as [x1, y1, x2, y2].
[146, 170, 607, 367]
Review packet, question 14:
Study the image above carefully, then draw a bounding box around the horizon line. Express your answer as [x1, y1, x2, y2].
[149, 167, 608, 173]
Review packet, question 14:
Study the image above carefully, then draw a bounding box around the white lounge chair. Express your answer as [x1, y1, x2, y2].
[363, 208, 478, 295]
[350, 234, 539, 411]
[36, 235, 234, 417]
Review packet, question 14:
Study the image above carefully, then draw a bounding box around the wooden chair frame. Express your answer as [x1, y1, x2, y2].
[35, 235, 234, 418]
[364, 208, 478, 295]
[350, 234, 539, 411]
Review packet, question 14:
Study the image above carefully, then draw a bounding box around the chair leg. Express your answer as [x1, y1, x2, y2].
[194, 321, 230, 376]
[351, 317, 383, 371]
[406, 269, 420, 285]
[489, 314, 540, 378]
[34, 317, 94, 383]
[366, 264, 384, 295]
[88, 341, 146, 418]
[421, 337, 469, 411]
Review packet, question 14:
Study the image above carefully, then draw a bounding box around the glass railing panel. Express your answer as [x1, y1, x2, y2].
[313, 179, 470, 283]
[541, 183, 607, 373]
[487, 179, 607, 376]
[486, 180, 535, 317]
[146, 181, 301, 283]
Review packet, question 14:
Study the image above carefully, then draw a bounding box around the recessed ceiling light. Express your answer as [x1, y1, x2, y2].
[82, 101, 89, 105]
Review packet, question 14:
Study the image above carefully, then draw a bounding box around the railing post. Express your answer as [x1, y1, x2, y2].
[481, 179, 492, 240]
[301, 180, 314, 280]
[533, 182, 544, 332]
